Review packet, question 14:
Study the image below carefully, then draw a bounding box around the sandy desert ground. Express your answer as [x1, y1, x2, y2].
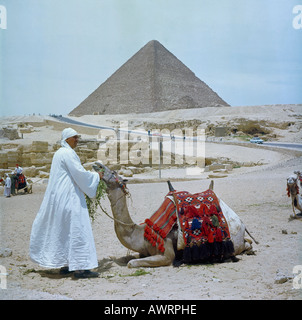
[0, 105, 302, 300]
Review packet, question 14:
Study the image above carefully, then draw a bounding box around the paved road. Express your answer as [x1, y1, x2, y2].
[53, 115, 172, 137]
[53, 115, 115, 131]
[53, 116, 302, 150]
[263, 142, 302, 151]
[54, 116, 149, 136]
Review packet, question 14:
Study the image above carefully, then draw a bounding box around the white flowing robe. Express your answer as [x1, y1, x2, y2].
[30, 144, 100, 271]
[4, 176, 11, 197]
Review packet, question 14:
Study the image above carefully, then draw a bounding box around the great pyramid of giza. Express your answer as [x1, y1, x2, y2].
[69, 40, 229, 116]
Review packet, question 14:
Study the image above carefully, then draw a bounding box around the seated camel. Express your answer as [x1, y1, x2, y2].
[95, 162, 255, 268]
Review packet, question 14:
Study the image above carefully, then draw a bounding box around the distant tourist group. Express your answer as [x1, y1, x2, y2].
[1, 164, 26, 197]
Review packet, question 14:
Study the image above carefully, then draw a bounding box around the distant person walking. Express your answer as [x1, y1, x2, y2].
[4, 173, 11, 197]
[30, 128, 103, 278]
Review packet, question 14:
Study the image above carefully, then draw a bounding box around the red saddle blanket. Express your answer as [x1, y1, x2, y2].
[144, 189, 234, 262]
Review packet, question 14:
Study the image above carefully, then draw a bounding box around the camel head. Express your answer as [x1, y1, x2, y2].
[286, 174, 299, 197]
[287, 174, 298, 187]
[94, 161, 128, 194]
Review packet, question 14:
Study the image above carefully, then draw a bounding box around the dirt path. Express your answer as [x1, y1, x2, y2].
[1, 146, 302, 300]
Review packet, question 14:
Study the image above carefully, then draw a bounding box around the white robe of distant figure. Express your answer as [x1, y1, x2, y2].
[4, 174, 11, 197]
[30, 130, 100, 271]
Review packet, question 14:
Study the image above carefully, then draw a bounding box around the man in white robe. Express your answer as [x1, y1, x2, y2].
[30, 128, 103, 278]
[4, 173, 11, 197]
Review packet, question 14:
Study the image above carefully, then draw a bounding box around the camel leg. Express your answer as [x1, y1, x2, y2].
[127, 239, 175, 268]
[127, 254, 173, 268]
[292, 203, 297, 217]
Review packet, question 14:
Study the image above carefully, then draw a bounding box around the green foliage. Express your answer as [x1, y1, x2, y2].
[85, 179, 107, 221]
[119, 269, 152, 277]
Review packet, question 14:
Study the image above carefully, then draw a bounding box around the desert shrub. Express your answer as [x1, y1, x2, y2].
[236, 120, 271, 135]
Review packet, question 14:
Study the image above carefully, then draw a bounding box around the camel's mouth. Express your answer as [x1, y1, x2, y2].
[93, 161, 129, 195]
[93, 161, 112, 184]
[94, 161, 105, 171]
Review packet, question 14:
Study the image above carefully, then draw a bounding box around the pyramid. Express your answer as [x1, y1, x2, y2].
[69, 40, 229, 116]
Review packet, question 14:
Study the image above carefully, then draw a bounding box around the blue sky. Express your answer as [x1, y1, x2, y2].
[0, 0, 301, 116]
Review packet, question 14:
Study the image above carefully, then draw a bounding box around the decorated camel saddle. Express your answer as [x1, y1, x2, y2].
[144, 188, 235, 264]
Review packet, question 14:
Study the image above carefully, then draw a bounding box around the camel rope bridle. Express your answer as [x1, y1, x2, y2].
[98, 170, 135, 227]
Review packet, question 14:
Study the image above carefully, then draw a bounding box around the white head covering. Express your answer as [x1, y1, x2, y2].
[61, 128, 79, 148]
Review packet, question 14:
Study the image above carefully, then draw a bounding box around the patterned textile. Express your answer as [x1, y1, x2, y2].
[144, 189, 234, 262]
[144, 198, 177, 253]
[173, 189, 234, 263]
[16, 174, 27, 189]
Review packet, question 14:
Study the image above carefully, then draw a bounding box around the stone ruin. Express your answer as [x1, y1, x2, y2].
[0, 125, 21, 140]
[0, 131, 243, 181]
[0, 139, 101, 179]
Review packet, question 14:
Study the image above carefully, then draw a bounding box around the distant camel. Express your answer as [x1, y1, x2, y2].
[287, 172, 302, 218]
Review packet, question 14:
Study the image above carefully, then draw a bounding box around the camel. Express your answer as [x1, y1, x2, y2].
[95, 162, 255, 268]
[294, 170, 302, 188]
[287, 172, 302, 218]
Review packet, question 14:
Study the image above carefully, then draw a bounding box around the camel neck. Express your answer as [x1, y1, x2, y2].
[108, 187, 134, 225]
[107, 187, 146, 252]
[289, 184, 298, 196]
